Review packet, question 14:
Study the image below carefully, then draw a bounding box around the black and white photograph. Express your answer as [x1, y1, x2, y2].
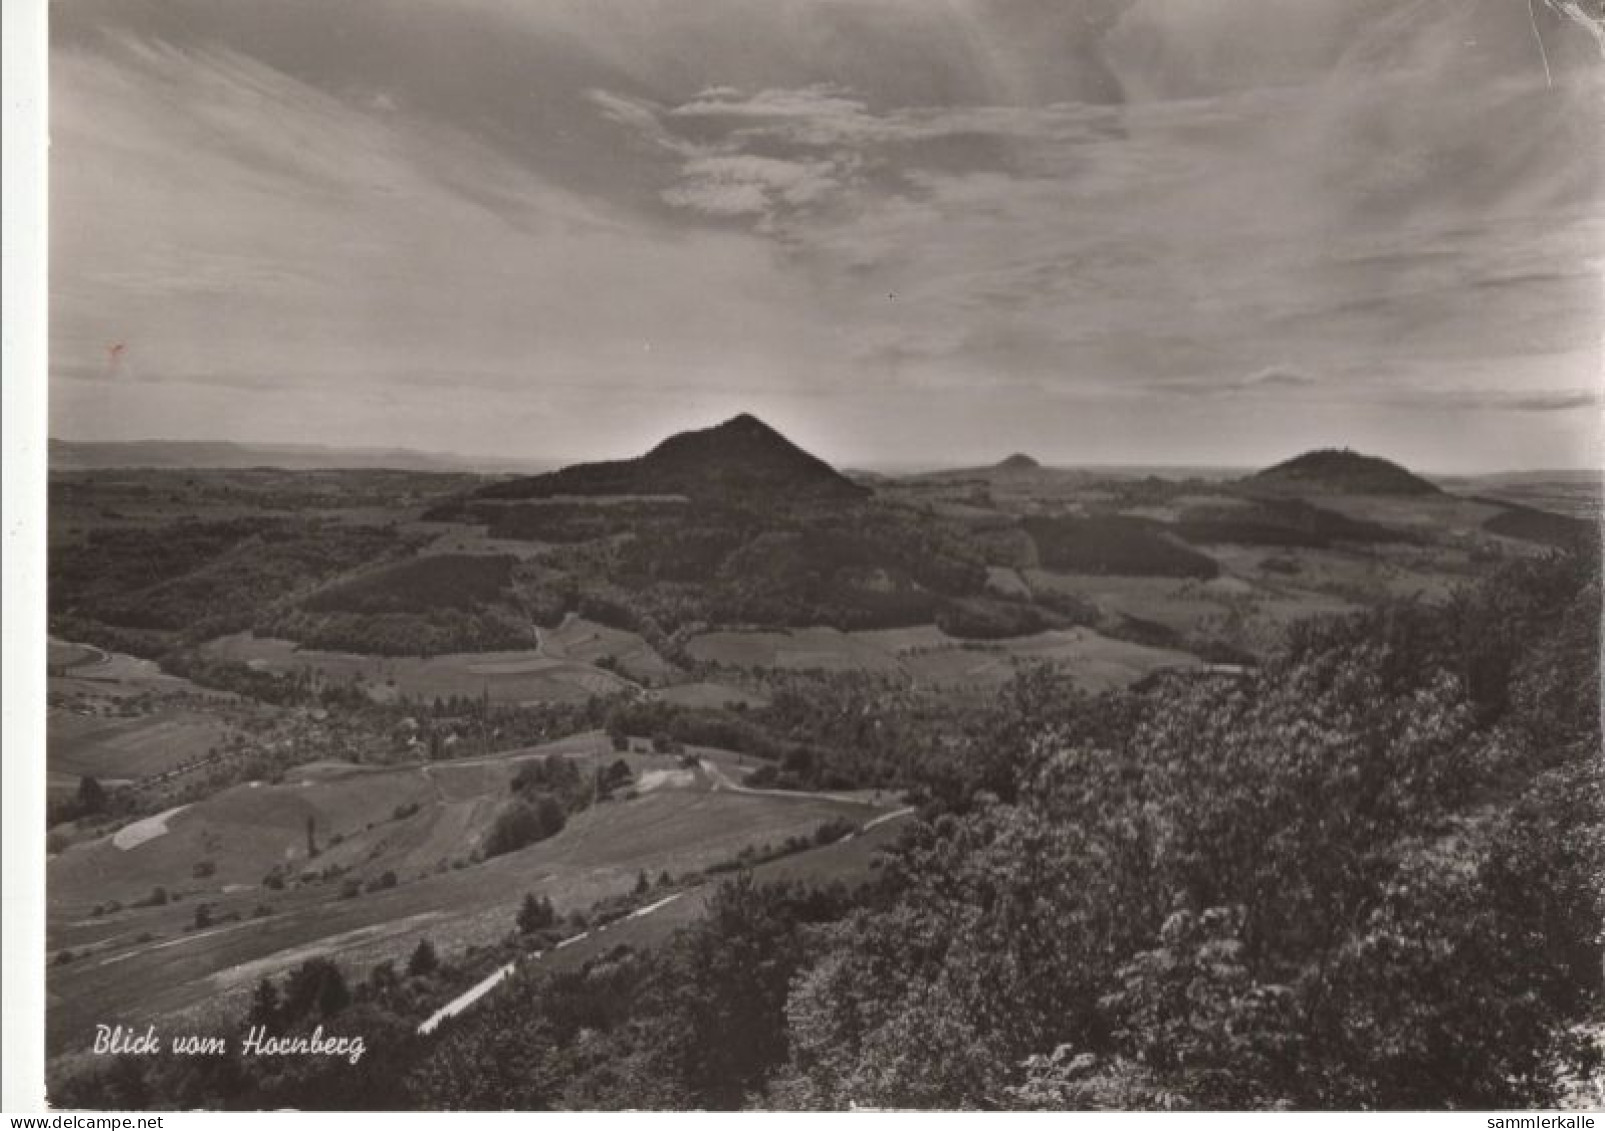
[5, 0, 1605, 1114]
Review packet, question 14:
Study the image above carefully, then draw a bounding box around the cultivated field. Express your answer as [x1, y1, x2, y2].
[654, 681, 770, 709]
[48, 709, 238, 788]
[1455, 471, 1603, 520]
[47, 639, 251, 800]
[199, 633, 636, 704]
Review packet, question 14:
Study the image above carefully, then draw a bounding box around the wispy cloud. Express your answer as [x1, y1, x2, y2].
[662, 153, 854, 225]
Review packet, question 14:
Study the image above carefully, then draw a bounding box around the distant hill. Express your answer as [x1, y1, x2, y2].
[1245, 448, 1442, 496]
[904, 461, 1245, 484]
[1448, 470, 1602, 520]
[48, 438, 554, 475]
[476, 413, 868, 502]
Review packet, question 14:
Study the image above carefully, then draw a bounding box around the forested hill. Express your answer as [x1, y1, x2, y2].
[54, 544, 1603, 1110]
[1245, 449, 1443, 496]
[475, 414, 868, 503]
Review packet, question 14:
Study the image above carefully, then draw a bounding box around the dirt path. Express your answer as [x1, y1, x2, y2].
[111, 804, 191, 850]
[855, 806, 916, 835]
[417, 960, 519, 1035]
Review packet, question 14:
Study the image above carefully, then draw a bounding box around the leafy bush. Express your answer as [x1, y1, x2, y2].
[304, 554, 516, 615]
[1481, 503, 1592, 548]
[482, 797, 566, 859]
[935, 597, 1051, 640]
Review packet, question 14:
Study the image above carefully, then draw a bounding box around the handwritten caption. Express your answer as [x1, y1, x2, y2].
[94, 1024, 366, 1065]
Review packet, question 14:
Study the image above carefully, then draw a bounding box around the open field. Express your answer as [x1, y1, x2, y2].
[408, 520, 555, 559]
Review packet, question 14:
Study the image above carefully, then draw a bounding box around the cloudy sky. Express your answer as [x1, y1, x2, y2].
[49, 0, 1604, 471]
